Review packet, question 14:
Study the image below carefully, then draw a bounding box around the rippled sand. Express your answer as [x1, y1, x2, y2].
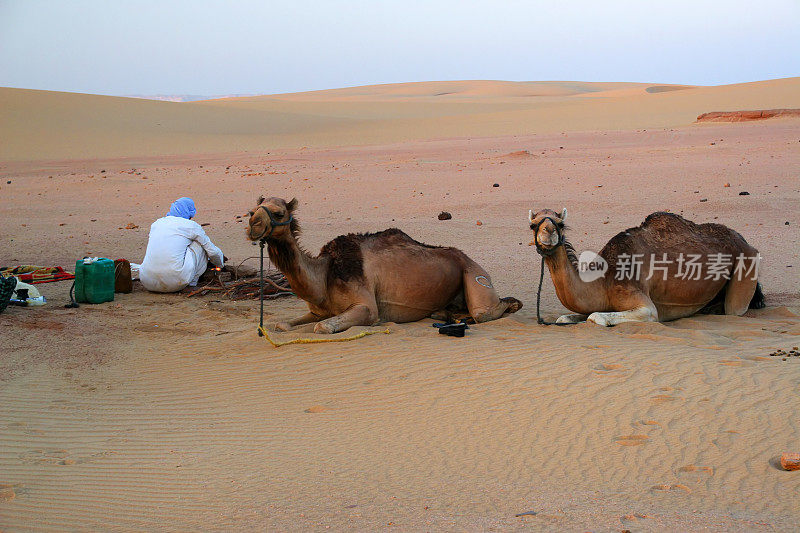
[1, 83, 799, 530]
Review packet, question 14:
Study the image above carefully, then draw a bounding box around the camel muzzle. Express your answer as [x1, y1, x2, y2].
[530, 216, 564, 257]
[251, 205, 293, 242]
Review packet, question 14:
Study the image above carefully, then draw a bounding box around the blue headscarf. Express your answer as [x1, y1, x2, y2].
[167, 197, 196, 219]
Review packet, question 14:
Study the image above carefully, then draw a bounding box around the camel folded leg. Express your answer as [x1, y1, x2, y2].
[314, 303, 378, 334]
[724, 273, 759, 317]
[275, 311, 326, 332]
[556, 313, 588, 324]
[587, 293, 658, 327]
[461, 262, 522, 323]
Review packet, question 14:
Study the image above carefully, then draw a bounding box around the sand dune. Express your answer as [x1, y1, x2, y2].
[1, 79, 799, 530]
[2, 77, 799, 161]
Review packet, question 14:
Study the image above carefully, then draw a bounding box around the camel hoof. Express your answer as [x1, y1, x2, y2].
[587, 312, 610, 327]
[274, 322, 291, 332]
[314, 321, 336, 334]
[501, 297, 523, 314]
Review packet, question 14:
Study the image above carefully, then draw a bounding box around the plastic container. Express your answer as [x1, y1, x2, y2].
[75, 257, 115, 304]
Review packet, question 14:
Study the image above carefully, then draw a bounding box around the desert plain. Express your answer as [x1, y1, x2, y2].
[1, 78, 800, 531]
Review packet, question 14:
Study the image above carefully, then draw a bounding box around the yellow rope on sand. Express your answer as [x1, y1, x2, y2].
[257, 325, 390, 347]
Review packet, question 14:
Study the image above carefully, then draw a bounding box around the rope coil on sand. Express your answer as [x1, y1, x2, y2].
[258, 325, 391, 347]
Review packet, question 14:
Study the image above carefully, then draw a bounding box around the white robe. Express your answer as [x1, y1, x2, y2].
[139, 216, 224, 293]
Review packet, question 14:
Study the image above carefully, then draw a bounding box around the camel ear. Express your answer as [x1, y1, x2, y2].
[529, 210, 535, 223]
[257, 195, 265, 205]
[561, 208, 567, 222]
[286, 198, 298, 212]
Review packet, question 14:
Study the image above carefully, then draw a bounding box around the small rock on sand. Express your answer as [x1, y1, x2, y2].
[781, 452, 800, 471]
[724, 182, 730, 187]
[438, 211, 452, 220]
[476, 220, 482, 226]
[739, 191, 750, 196]
[492, 183, 500, 187]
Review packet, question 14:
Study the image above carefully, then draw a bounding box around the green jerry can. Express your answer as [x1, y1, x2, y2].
[75, 257, 115, 304]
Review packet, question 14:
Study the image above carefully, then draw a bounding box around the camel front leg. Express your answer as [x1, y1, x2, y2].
[275, 311, 325, 332]
[314, 304, 378, 334]
[587, 305, 657, 327]
[556, 313, 588, 324]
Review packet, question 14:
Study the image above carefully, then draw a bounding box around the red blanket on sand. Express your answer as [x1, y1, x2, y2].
[0, 266, 75, 284]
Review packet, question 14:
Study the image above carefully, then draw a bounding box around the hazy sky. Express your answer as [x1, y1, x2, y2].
[1, 0, 798, 96]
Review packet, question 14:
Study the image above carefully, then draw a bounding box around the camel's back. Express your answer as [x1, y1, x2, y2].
[600, 212, 755, 263]
[319, 228, 466, 284]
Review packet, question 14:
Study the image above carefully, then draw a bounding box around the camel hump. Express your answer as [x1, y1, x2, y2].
[319, 228, 451, 284]
[641, 211, 695, 230]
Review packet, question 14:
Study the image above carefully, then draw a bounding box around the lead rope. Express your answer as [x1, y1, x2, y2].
[532, 218, 572, 326]
[536, 258, 563, 325]
[258, 239, 266, 336]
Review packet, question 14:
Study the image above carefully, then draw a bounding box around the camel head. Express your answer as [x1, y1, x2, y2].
[528, 208, 567, 254]
[246, 196, 298, 241]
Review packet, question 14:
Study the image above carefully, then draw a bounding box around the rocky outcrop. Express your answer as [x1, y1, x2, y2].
[696, 109, 800, 122]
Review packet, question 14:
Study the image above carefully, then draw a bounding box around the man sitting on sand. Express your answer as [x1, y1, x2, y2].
[139, 197, 225, 293]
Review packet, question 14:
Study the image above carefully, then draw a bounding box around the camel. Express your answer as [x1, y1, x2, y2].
[528, 208, 764, 326]
[246, 196, 522, 333]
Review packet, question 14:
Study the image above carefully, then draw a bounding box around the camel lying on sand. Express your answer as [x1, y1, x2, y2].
[246, 196, 522, 333]
[528, 208, 764, 326]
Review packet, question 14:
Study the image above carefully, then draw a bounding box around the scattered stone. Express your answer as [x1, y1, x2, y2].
[100, 169, 106, 173]
[437, 211, 452, 221]
[124, 223, 139, 230]
[739, 191, 749, 195]
[723, 182, 730, 187]
[492, 183, 500, 187]
[700, 198, 708, 202]
[476, 220, 482, 226]
[6, 181, 10, 184]
[200, 222, 210, 227]
[710, 142, 716, 145]
[786, 222, 790, 225]
[780, 452, 800, 471]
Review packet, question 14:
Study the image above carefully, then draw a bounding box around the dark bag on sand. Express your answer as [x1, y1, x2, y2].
[0, 276, 17, 313]
[114, 259, 133, 294]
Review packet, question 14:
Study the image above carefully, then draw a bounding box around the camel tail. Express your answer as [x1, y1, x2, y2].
[749, 282, 766, 310]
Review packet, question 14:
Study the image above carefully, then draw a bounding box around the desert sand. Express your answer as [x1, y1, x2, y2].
[1, 79, 799, 531]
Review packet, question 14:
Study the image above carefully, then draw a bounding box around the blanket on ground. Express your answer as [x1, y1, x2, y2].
[0, 265, 75, 284]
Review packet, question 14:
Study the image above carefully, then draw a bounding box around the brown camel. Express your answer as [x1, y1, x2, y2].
[246, 196, 522, 333]
[528, 208, 764, 326]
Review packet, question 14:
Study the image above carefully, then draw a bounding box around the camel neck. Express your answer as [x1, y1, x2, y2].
[267, 235, 326, 305]
[544, 243, 608, 314]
